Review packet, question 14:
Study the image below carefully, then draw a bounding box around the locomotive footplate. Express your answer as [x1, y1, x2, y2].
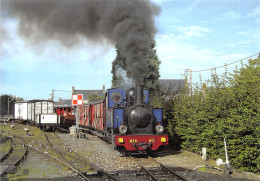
[114, 135, 168, 151]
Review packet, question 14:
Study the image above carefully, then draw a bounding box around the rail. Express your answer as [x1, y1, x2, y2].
[159, 163, 188, 181]
[0, 133, 28, 176]
[117, 156, 189, 181]
[43, 131, 91, 181]
[141, 166, 160, 181]
[0, 136, 13, 162]
[53, 131, 118, 180]
[1, 129, 90, 180]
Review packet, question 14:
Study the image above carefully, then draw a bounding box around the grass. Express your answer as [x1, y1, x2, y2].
[7, 168, 29, 180]
[0, 138, 11, 153]
[1, 122, 94, 178]
[7, 163, 65, 180]
[198, 167, 207, 172]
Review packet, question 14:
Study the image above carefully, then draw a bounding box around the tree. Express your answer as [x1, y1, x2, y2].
[88, 94, 104, 102]
[111, 41, 161, 95]
[0, 94, 21, 116]
[166, 57, 260, 173]
[143, 41, 161, 96]
[226, 58, 260, 172]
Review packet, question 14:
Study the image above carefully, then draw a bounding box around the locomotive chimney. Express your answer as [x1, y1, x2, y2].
[136, 85, 144, 105]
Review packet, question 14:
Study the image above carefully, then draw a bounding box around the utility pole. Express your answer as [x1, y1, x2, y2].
[8, 96, 9, 116]
[189, 69, 192, 96]
[51, 89, 54, 101]
[8, 96, 16, 117]
[76, 105, 79, 137]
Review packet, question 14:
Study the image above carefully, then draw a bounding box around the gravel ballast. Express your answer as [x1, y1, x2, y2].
[58, 132, 260, 181]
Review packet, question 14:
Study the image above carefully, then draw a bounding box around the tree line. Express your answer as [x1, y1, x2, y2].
[152, 57, 260, 173]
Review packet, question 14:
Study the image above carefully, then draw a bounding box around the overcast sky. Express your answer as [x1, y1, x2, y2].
[1, 0, 259, 101]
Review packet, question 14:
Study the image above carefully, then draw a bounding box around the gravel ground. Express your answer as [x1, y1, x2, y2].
[58, 132, 260, 181]
[1, 125, 259, 181]
[58, 133, 153, 172]
[155, 148, 260, 181]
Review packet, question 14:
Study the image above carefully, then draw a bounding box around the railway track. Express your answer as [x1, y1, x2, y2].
[45, 131, 120, 181]
[1, 124, 188, 181]
[0, 128, 90, 180]
[144, 157, 188, 181]
[109, 156, 188, 181]
[56, 126, 70, 133]
[0, 125, 117, 181]
[0, 133, 28, 176]
[1, 124, 187, 181]
[0, 135, 13, 162]
[1, 125, 251, 181]
[43, 131, 92, 180]
[140, 164, 188, 181]
[57, 131, 189, 181]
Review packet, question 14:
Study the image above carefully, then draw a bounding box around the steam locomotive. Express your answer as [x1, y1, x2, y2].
[77, 85, 168, 154]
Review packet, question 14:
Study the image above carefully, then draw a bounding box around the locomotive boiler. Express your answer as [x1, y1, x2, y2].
[78, 84, 168, 154]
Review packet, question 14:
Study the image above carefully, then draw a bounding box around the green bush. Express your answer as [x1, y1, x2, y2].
[165, 57, 260, 173]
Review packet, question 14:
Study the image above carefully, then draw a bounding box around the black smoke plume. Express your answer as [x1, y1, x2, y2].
[5, 0, 160, 84]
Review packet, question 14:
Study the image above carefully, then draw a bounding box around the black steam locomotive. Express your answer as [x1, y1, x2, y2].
[78, 84, 168, 154]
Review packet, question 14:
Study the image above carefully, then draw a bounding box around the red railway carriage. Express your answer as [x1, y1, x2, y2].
[78, 105, 85, 125]
[77, 85, 168, 154]
[55, 105, 75, 116]
[55, 105, 76, 126]
[79, 105, 91, 127]
[92, 101, 105, 130]
[78, 100, 105, 130]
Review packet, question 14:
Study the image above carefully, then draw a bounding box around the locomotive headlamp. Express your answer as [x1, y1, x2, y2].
[155, 125, 164, 133]
[161, 137, 167, 143]
[119, 125, 127, 134]
[118, 138, 124, 143]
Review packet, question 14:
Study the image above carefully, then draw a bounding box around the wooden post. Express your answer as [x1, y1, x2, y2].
[51, 89, 54, 101]
[189, 69, 192, 96]
[202, 147, 207, 160]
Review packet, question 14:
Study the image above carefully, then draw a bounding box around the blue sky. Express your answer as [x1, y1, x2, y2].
[1, 0, 260, 101]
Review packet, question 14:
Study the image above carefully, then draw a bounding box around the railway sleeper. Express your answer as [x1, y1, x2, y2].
[160, 164, 188, 181]
[141, 166, 188, 181]
[148, 167, 172, 176]
[0, 165, 17, 175]
[0, 140, 13, 162]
